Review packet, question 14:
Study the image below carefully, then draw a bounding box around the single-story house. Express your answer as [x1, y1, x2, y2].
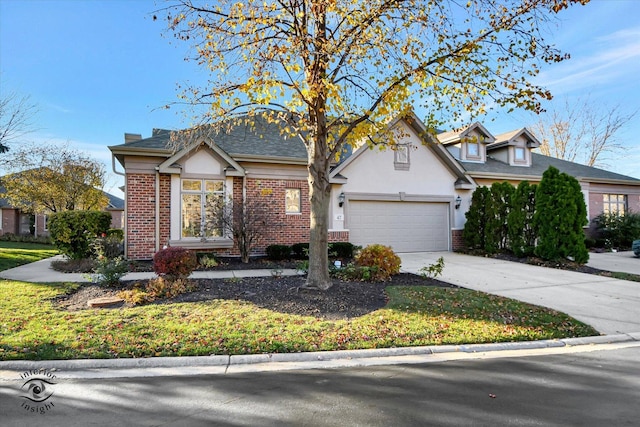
[0, 184, 125, 237]
[109, 113, 640, 260]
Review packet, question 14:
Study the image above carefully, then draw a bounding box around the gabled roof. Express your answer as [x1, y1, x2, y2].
[488, 128, 540, 150]
[460, 152, 640, 185]
[104, 191, 124, 210]
[330, 112, 475, 189]
[109, 116, 308, 165]
[437, 122, 496, 145]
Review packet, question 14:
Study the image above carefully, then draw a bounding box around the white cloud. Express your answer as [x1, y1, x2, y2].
[537, 25, 640, 94]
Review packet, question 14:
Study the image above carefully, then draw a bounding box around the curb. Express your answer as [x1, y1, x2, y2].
[1, 333, 638, 373]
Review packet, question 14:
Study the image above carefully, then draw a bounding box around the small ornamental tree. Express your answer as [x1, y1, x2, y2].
[486, 182, 515, 253]
[507, 181, 538, 257]
[463, 186, 492, 251]
[534, 166, 589, 263]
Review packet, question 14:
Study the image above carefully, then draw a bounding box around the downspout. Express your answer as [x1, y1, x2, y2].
[111, 154, 128, 258]
[155, 168, 161, 253]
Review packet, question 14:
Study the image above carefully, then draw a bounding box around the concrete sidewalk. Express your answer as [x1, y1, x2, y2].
[0, 254, 301, 283]
[400, 252, 640, 335]
[587, 250, 640, 275]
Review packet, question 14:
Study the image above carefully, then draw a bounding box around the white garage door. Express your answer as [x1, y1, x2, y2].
[348, 201, 449, 252]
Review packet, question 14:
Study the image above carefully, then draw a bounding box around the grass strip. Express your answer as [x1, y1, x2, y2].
[0, 242, 58, 271]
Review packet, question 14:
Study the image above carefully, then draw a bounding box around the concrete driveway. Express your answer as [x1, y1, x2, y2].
[400, 252, 640, 335]
[587, 251, 640, 275]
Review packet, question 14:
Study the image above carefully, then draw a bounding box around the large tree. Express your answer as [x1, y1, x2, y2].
[0, 90, 37, 153]
[532, 96, 637, 168]
[0, 143, 108, 214]
[159, 0, 589, 290]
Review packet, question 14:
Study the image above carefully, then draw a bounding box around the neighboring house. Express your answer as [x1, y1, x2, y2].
[109, 113, 640, 260]
[0, 183, 124, 237]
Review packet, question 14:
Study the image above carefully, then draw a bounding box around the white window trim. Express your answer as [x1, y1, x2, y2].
[514, 146, 527, 163]
[180, 178, 226, 240]
[466, 142, 480, 159]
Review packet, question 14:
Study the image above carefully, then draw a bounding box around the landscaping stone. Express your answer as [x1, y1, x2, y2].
[87, 296, 125, 308]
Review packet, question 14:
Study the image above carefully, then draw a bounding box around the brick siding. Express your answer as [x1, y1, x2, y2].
[126, 173, 157, 259]
[451, 229, 464, 251]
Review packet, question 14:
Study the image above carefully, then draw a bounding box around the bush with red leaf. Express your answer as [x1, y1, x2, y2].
[153, 247, 198, 281]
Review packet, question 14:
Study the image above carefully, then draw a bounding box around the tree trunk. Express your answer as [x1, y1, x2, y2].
[304, 111, 332, 290]
[305, 156, 332, 290]
[304, 1, 332, 290]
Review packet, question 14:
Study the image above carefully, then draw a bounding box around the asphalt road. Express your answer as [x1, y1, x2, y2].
[2, 344, 639, 426]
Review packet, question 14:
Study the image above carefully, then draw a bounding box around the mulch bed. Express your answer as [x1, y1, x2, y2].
[53, 273, 457, 320]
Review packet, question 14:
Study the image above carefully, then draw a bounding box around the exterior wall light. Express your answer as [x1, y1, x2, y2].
[338, 192, 345, 207]
[455, 195, 462, 209]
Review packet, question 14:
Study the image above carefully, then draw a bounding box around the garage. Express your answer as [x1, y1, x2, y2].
[347, 200, 450, 252]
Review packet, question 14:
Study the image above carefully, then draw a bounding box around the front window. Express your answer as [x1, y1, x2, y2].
[181, 179, 225, 238]
[285, 188, 301, 214]
[514, 147, 526, 162]
[603, 194, 627, 215]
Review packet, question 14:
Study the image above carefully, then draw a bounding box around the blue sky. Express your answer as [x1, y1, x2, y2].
[1, 0, 639, 199]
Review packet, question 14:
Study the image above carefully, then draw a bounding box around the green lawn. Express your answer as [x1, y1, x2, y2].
[0, 279, 598, 361]
[0, 241, 59, 271]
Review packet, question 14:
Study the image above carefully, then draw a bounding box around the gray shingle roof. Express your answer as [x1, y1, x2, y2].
[112, 117, 308, 160]
[105, 192, 124, 210]
[460, 152, 640, 183]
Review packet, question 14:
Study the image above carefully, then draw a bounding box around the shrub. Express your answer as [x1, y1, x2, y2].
[486, 182, 514, 253]
[463, 186, 492, 251]
[145, 277, 195, 300]
[534, 167, 588, 264]
[198, 255, 219, 268]
[331, 263, 379, 282]
[593, 211, 640, 250]
[118, 278, 196, 306]
[328, 242, 358, 259]
[507, 181, 537, 257]
[106, 228, 124, 240]
[48, 211, 112, 259]
[291, 242, 310, 259]
[88, 256, 129, 287]
[265, 244, 291, 260]
[91, 234, 123, 259]
[354, 244, 401, 280]
[51, 258, 95, 273]
[0, 233, 52, 244]
[153, 247, 198, 281]
[418, 256, 445, 279]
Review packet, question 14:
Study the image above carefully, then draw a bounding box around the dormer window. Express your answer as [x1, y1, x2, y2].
[514, 147, 526, 162]
[467, 142, 479, 158]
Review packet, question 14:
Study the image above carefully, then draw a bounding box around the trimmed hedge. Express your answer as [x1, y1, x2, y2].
[265, 244, 291, 260]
